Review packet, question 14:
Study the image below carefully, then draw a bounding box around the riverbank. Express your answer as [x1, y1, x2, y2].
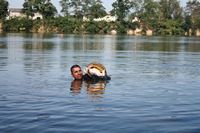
[1, 18, 200, 36]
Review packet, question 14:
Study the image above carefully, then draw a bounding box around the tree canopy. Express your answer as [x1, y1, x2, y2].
[0, 0, 9, 20]
[1, 0, 200, 36]
[184, 0, 200, 33]
[22, 0, 57, 19]
[60, 0, 106, 19]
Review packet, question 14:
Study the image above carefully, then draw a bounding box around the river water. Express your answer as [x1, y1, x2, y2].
[0, 33, 200, 133]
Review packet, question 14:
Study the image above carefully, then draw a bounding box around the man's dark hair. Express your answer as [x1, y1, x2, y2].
[70, 64, 81, 73]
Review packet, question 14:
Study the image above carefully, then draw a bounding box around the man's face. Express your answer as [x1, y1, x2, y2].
[71, 67, 83, 80]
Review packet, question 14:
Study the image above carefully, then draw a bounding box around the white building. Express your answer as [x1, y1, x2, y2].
[93, 14, 117, 22]
[8, 8, 25, 19]
[83, 14, 117, 22]
[7, 8, 43, 20]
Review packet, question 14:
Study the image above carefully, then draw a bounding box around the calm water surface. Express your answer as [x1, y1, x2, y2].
[0, 33, 200, 133]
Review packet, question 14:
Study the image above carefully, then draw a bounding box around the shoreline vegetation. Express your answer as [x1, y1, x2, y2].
[1, 18, 200, 36]
[1, 18, 156, 36]
[0, 0, 200, 36]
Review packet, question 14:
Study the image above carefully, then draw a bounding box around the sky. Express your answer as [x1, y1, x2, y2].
[7, 0, 114, 12]
[8, 0, 188, 13]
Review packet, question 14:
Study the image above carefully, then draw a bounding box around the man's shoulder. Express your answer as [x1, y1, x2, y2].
[83, 74, 111, 82]
[83, 74, 91, 80]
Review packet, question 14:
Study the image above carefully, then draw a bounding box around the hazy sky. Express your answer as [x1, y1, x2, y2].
[8, 0, 188, 13]
[8, 0, 114, 12]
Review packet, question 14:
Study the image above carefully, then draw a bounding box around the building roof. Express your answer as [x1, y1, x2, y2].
[9, 8, 22, 13]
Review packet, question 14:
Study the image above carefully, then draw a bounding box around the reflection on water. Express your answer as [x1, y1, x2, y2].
[70, 80, 82, 94]
[1, 33, 200, 52]
[85, 81, 106, 93]
[1, 33, 200, 133]
[70, 80, 107, 97]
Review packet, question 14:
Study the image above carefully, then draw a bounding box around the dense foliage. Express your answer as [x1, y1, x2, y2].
[184, 0, 200, 35]
[22, 0, 57, 19]
[0, 0, 8, 20]
[0, 0, 200, 36]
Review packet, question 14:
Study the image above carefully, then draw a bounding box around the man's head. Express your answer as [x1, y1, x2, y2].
[70, 65, 83, 80]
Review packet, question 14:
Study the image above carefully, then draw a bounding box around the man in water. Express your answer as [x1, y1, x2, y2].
[70, 64, 110, 94]
[70, 64, 111, 81]
[70, 64, 84, 80]
[70, 65, 84, 94]
[70, 64, 106, 94]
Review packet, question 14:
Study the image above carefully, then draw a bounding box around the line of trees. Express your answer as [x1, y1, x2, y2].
[0, 0, 9, 19]
[0, 0, 200, 36]
[22, 0, 57, 19]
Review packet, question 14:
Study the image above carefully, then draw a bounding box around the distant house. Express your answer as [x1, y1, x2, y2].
[32, 12, 43, 20]
[93, 14, 117, 22]
[132, 17, 140, 23]
[7, 8, 43, 20]
[8, 8, 25, 19]
[83, 14, 117, 22]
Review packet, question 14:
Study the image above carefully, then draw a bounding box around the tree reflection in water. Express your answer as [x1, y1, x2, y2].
[70, 80, 107, 97]
[85, 81, 107, 96]
[70, 80, 83, 94]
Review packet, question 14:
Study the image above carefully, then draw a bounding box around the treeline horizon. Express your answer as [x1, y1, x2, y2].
[0, 0, 200, 36]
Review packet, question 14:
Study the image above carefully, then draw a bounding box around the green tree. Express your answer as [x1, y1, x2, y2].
[88, 0, 106, 18]
[60, 0, 106, 19]
[41, 1, 57, 19]
[157, 0, 184, 35]
[111, 0, 132, 22]
[183, 15, 192, 33]
[70, 0, 82, 18]
[159, 0, 182, 20]
[137, 0, 160, 30]
[157, 19, 184, 35]
[110, 0, 145, 33]
[60, 0, 71, 16]
[3, 18, 33, 32]
[185, 0, 200, 34]
[0, 0, 9, 20]
[82, 0, 91, 16]
[22, 0, 57, 19]
[22, 0, 35, 18]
